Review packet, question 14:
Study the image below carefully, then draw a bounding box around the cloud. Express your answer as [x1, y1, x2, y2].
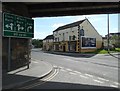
[73, 16, 85, 21]
[110, 28, 118, 33]
[33, 30, 53, 39]
[69, 14, 106, 24]
[52, 23, 65, 29]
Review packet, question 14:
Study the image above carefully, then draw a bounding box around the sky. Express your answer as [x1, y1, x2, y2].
[33, 14, 118, 39]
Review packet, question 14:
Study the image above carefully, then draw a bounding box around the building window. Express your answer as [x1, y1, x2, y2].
[80, 29, 84, 36]
[69, 36, 71, 41]
[69, 36, 76, 41]
[63, 33, 65, 41]
[54, 31, 58, 36]
[73, 35, 76, 40]
[55, 38, 57, 42]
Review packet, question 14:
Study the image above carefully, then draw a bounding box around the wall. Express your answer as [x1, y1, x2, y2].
[43, 39, 53, 51]
[54, 26, 78, 42]
[2, 3, 31, 71]
[53, 25, 79, 52]
[80, 19, 102, 51]
[3, 3, 29, 17]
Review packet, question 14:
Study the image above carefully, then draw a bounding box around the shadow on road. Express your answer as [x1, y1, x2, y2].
[2, 72, 38, 90]
[2, 72, 118, 91]
[30, 81, 118, 89]
[104, 53, 120, 59]
[44, 51, 97, 58]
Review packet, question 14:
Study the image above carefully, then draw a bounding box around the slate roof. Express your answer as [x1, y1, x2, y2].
[53, 19, 86, 32]
[105, 32, 120, 38]
[109, 32, 120, 35]
[43, 35, 54, 40]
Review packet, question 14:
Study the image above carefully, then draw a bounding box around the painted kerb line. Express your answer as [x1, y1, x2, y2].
[80, 75, 88, 79]
[85, 73, 93, 77]
[66, 68, 72, 71]
[73, 71, 82, 74]
[93, 79, 104, 84]
[97, 77, 109, 82]
[69, 72, 77, 75]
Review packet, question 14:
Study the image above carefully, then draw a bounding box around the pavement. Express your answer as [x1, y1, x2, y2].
[2, 59, 53, 90]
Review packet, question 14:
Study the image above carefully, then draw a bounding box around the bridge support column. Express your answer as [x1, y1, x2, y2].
[2, 3, 32, 71]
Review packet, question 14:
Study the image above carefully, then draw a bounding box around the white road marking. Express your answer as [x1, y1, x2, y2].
[32, 61, 39, 64]
[93, 79, 104, 84]
[74, 71, 82, 74]
[103, 74, 106, 76]
[64, 58, 73, 61]
[69, 72, 77, 75]
[80, 75, 88, 79]
[113, 82, 119, 85]
[61, 69, 67, 72]
[110, 85, 118, 88]
[53, 65, 57, 68]
[59, 66, 63, 69]
[97, 77, 109, 82]
[66, 68, 72, 71]
[85, 74, 93, 77]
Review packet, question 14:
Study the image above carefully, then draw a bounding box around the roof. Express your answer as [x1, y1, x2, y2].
[43, 35, 54, 40]
[109, 32, 120, 35]
[102, 37, 107, 39]
[105, 32, 120, 37]
[53, 19, 86, 32]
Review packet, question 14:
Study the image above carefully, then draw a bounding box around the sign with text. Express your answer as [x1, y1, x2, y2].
[3, 12, 34, 38]
[81, 36, 96, 48]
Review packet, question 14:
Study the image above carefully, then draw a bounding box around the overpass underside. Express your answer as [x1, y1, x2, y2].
[3, 2, 120, 17]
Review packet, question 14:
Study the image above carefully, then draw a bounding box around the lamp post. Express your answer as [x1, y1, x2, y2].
[107, 14, 110, 53]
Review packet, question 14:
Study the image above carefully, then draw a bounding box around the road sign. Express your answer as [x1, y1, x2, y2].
[3, 12, 34, 38]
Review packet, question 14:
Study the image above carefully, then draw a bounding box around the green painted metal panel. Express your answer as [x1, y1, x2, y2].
[3, 12, 34, 38]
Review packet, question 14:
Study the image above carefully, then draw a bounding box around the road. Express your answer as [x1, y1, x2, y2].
[28, 49, 119, 89]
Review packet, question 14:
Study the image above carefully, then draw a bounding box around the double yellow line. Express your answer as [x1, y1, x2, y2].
[18, 59, 59, 89]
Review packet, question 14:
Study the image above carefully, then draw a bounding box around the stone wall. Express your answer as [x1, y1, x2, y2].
[2, 2, 31, 71]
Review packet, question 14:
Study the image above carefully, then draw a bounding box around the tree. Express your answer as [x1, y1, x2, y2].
[32, 39, 43, 48]
[110, 35, 120, 48]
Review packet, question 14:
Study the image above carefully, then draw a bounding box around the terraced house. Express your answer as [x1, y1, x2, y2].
[53, 19, 102, 53]
[43, 35, 54, 51]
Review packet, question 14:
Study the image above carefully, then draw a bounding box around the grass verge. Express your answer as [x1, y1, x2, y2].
[82, 48, 120, 54]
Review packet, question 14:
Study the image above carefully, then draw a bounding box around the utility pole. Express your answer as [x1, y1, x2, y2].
[107, 14, 110, 53]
